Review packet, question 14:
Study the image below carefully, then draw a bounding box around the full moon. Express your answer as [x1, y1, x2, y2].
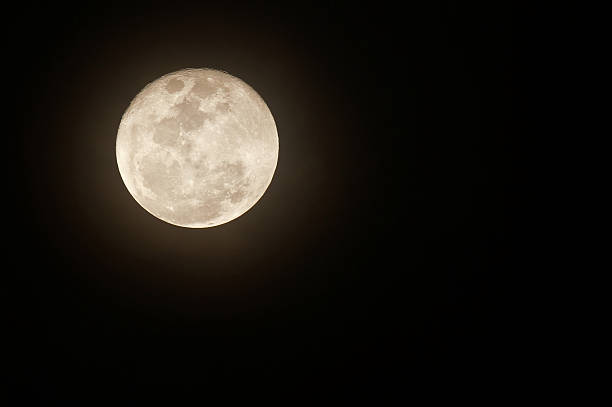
[116, 68, 279, 228]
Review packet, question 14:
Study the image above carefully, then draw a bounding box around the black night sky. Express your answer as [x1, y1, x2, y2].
[14, 0, 513, 400]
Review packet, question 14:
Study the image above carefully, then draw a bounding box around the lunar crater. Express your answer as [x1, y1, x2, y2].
[165, 78, 184, 93]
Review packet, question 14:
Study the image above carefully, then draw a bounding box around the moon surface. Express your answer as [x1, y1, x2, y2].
[116, 68, 279, 228]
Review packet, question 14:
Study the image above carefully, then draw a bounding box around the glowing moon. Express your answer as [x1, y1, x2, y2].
[116, 68, 279, 228]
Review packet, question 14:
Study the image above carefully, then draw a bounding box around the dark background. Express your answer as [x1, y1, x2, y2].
[13, 0, 513, 400]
